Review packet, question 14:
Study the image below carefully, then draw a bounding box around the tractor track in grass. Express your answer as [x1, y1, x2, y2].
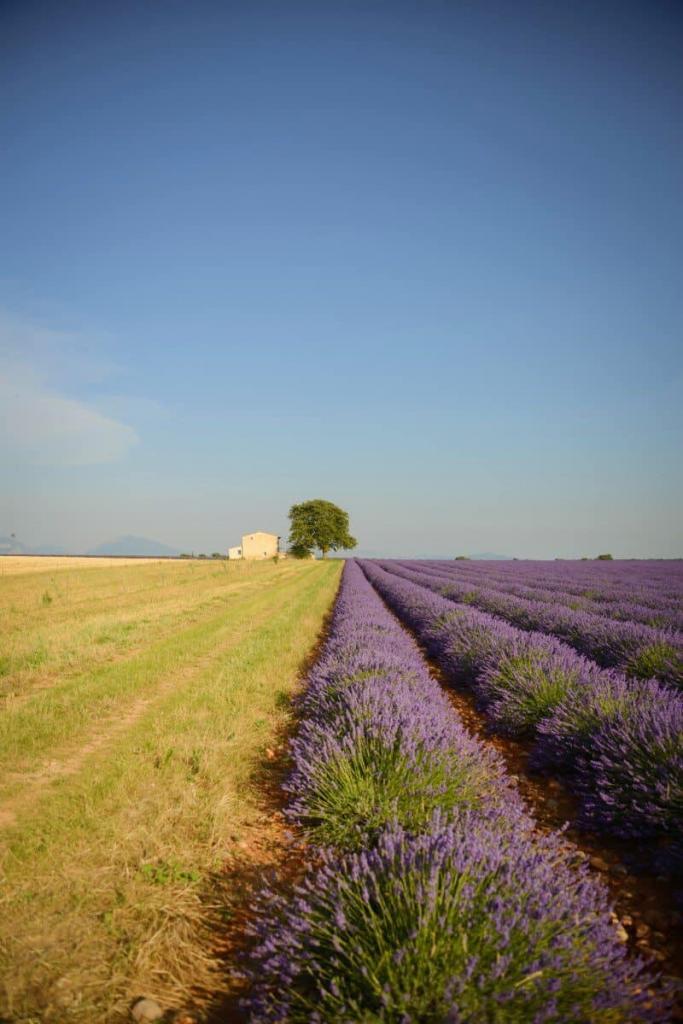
[0, 568, 299, 709]
[0, 567, 319, 835]
[0, 656, 224, 831]
[361, 572, 683, 1000]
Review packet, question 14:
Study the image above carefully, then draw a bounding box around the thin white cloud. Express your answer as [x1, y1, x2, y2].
[0, 313, 139, 467]
[0, 310, 119, 386]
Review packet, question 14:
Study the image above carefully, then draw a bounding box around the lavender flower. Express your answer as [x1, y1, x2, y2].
[381, 560, 682, 687]
[285, 561, 515, 848]
[361, 560, 683, 852]
[241, 561, 674, 1021]
[247, 814, 667, 1022]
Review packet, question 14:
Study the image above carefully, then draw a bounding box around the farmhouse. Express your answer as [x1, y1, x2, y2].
[228, 531, 280, 560]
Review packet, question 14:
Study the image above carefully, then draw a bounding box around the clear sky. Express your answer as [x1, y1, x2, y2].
[1, 0, 681, 558]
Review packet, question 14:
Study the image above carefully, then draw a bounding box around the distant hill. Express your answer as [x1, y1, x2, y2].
[32, 544, 67, 555]
[86, 535, 181, 557]
[470, 552, 512, 560]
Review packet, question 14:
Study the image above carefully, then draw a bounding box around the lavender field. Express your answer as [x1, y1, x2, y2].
[244, 558, 682, 1022]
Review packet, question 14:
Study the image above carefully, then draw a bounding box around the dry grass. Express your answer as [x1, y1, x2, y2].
[0, 555, 170, 576]
[0, 558, 295, 705]
[0, 556, 342, 1022]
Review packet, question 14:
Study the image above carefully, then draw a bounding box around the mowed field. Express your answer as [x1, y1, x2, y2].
[0, 556, 172, 577]
[0, 555, 342, 1023]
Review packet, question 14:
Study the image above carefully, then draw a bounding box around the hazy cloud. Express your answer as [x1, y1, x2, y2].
[0, 313, 138, 467]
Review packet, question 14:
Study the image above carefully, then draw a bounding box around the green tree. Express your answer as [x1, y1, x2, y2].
[288, 499, 357, 559]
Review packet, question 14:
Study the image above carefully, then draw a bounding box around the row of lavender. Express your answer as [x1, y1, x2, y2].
[440, 558, 683, 600]
[439, 561, 683, 607]
[418, 562, 683, 632]
[388, 560, 683, 687]
[246, 560, 668, 1021]
[362, 561, 683, 871]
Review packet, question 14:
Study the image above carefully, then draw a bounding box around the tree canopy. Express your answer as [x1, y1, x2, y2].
[288, 499, 357, 559]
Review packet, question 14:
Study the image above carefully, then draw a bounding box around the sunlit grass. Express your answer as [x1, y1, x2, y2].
[0, 556, 342, 1022]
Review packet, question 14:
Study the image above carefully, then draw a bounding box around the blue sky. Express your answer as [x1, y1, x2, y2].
[1, 0, 681, 557]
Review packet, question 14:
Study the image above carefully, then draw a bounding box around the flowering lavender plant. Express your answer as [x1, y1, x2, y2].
[578, 691, 683, 849]
[285, 562, 513, 849]
[533, 674, 660, 771]
[414, 560, 683, 632]
[360, 560, 683, 853]
[478, 645, 583, 738]
[247, 814, 666, 1023]
[383, 561, 682, 688]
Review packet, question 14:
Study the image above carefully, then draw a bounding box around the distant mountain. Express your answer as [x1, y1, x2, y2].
[86, 535, 181, 557]
[32, 543, 67, 555]
[0, 535, 27, 554]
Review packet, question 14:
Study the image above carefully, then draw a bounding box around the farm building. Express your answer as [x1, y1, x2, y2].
[228, 531, 281, 560]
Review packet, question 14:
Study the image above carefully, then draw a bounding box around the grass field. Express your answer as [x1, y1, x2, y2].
[0, 555, 342, 1023]
[0, 556, 170, 577]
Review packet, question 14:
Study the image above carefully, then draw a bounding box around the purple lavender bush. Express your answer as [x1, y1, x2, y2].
[578, 691, 683, 854]
[412, 560, 683, 632]
[476, 641, 587, 738]
[287, 674, 511, 849]
[360, 561, 683, 857]
[242, 562, 672, 1021]
[380, 561, 683, 688]
[286, 561, 514, 849]
[247, 813, 666, 1023]
[626, 639, 682, 686]
[534, 675, 683, 864]
[361, 563, 579, 733]
[533, 674, 661, 772]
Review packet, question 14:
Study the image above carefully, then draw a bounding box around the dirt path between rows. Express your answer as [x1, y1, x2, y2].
[439, 675, 683, 980]
[194, 606, 337, 1023]
[197, 735, 306, 1022]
